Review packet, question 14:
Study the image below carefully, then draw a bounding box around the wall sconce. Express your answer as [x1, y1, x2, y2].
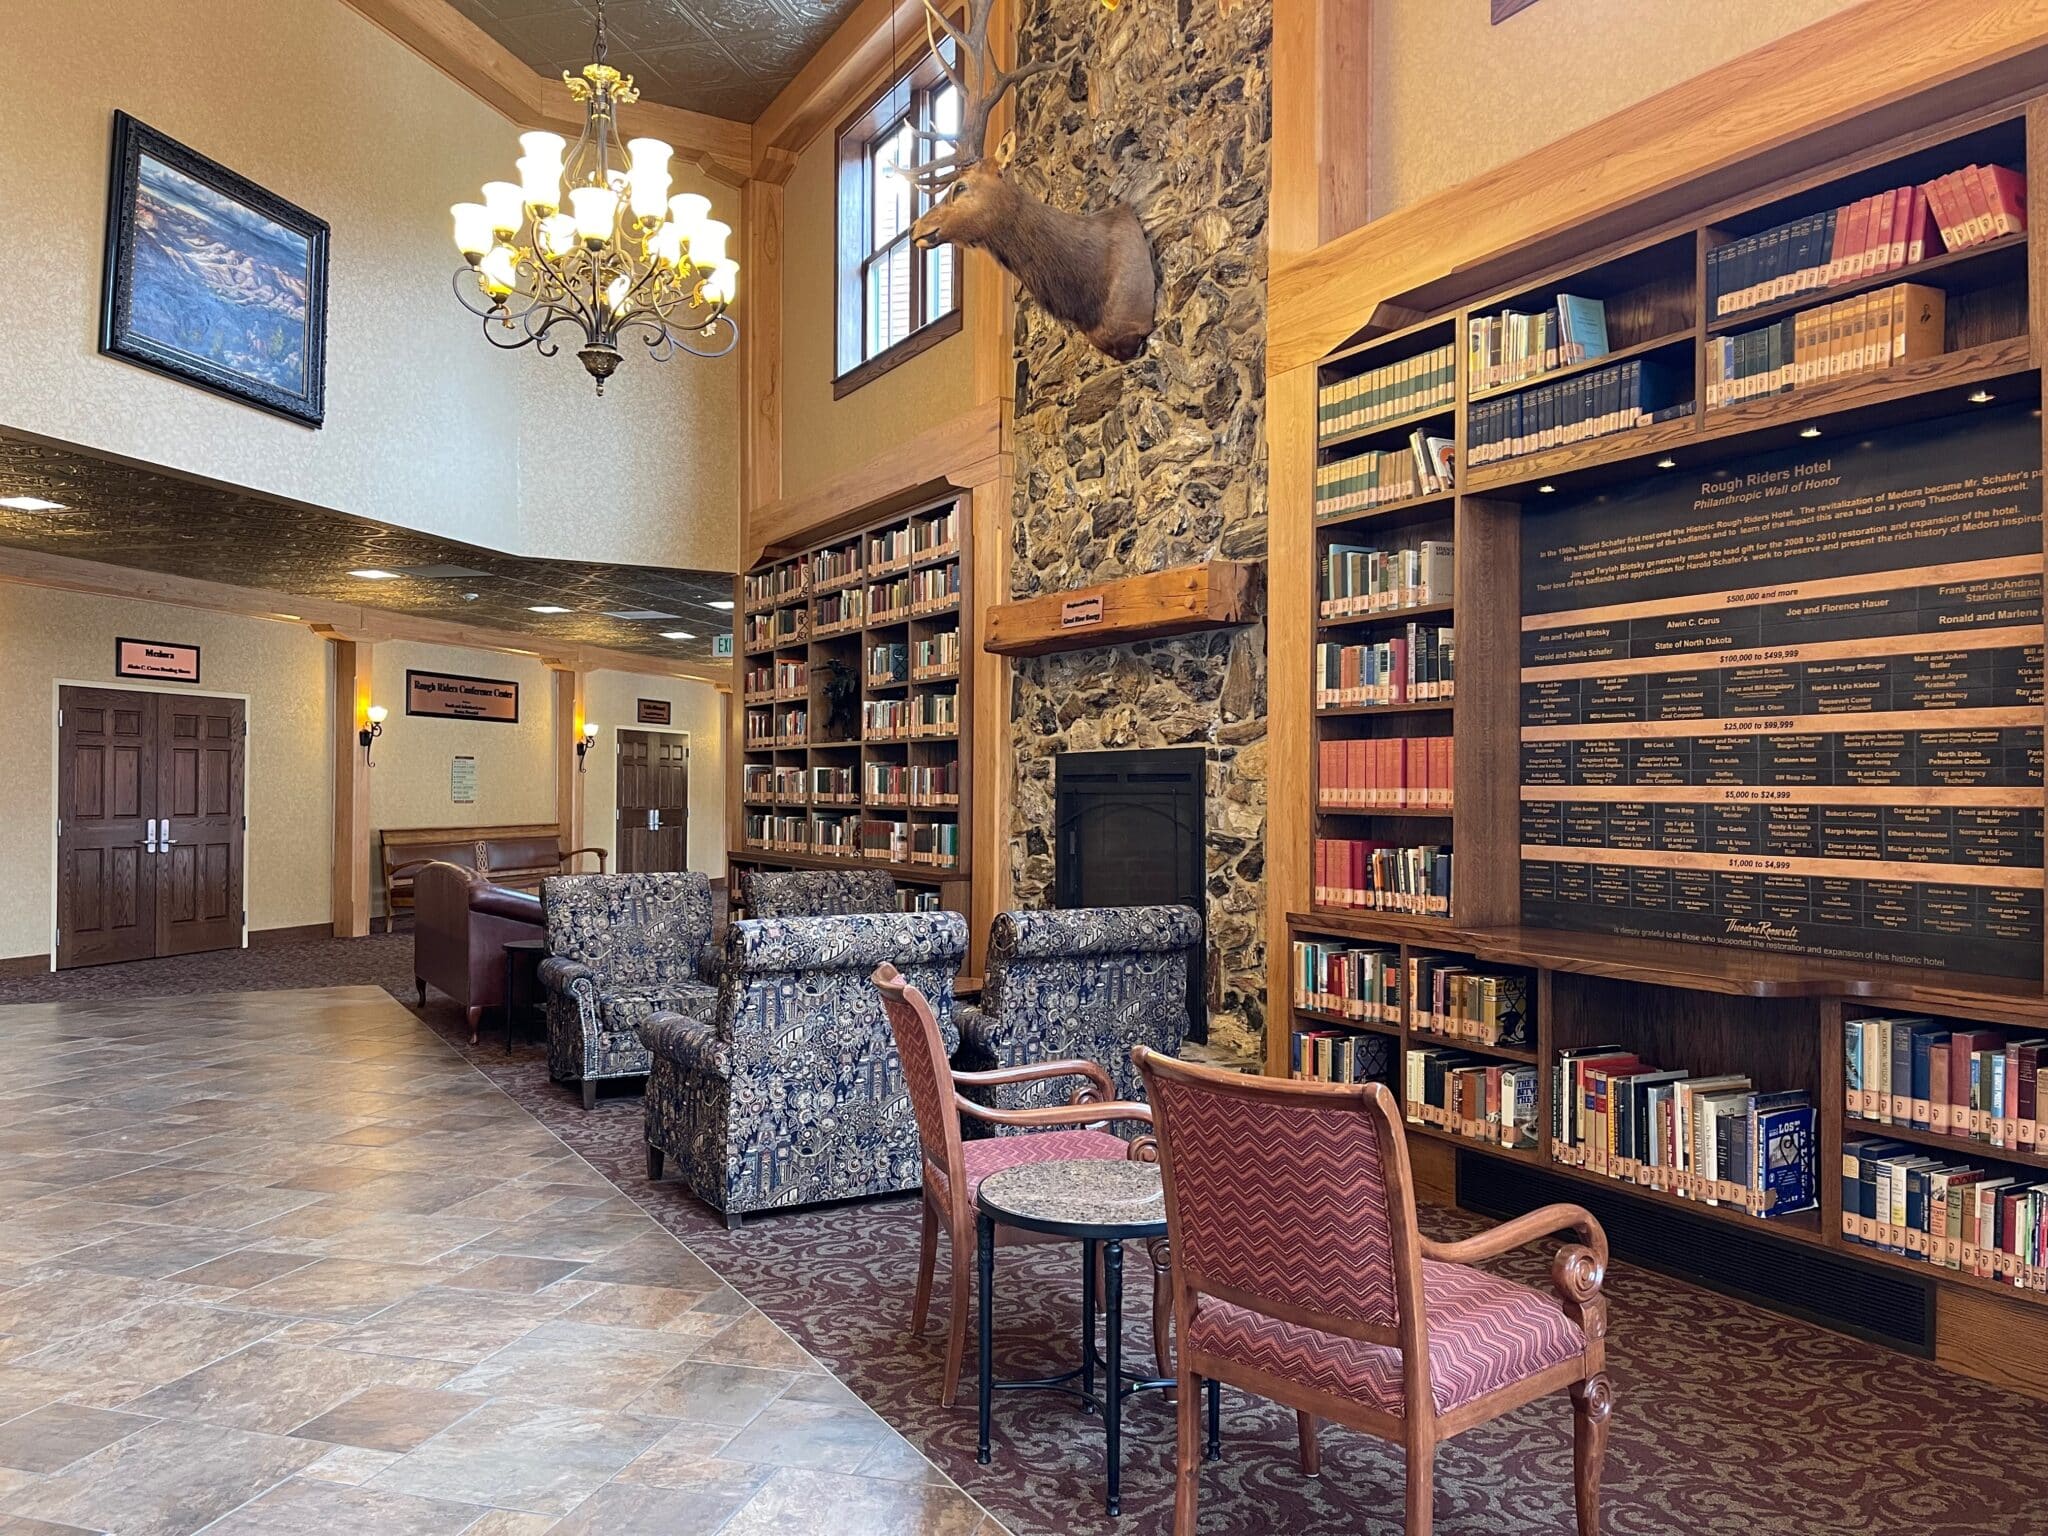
[360, 704, 387, 766]
[576, 722, 598, 772]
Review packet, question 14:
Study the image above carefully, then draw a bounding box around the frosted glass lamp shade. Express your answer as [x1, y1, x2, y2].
[569, 185, 619, 244]
[703, 258, 738, 305]
[516, 155, 561, 213]
[650, 222, 685, 267]
[480, 180, 525, 233]
[451, 202, 494, 257]
[478, 245, 519, 296]
[625, 138, 674, 219]
[668, 192, 711, 239]
[537, 213, 577, 259]
[365, 705, 388, 725]
[691, 219, 730, 268]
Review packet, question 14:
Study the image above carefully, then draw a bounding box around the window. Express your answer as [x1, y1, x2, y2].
[835, 46, 963, 395]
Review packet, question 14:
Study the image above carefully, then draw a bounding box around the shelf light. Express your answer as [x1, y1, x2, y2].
[1537, 483, 1556, 494]
[1968, 389, 1996, 404]
[1655, 457, 1677, 470]
[349, 568, 400, 579]
[708, 599, 735, 611]
[660, 630, 696, 640]
[1798, 425, 1822, 439]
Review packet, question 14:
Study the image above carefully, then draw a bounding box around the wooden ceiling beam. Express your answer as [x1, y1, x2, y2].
[750, 0, 938, 180]
[338, 0, 754, 180]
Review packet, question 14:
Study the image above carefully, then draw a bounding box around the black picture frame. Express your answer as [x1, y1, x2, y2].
[100, 112, 330, 428]
[114, 637, 202, 684]
[405, 669, 521, 724]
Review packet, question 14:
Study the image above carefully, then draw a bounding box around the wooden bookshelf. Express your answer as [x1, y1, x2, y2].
[734, 492, 970, 909]
[1282, 96, 2048, 1363]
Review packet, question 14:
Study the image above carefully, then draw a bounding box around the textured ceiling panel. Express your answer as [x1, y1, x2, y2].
[0, 431, 735, 662]
[447, 0, 863, 121]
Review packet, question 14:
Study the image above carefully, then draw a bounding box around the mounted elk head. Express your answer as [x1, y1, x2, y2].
[907, 0, 1156, 361]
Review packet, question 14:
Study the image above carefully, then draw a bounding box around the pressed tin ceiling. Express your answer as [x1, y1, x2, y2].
[0, 430, 735, 663]
[445, 0, 864, 121]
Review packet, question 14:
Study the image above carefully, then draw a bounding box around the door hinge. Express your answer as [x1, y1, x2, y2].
[56, 708, 63, 728]
[241, 815, 248, 831]
[55, 817, 62, 839]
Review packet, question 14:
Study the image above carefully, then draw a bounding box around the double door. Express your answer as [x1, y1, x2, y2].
[56, 686, 246, 968]
[616, 729, 689, 873]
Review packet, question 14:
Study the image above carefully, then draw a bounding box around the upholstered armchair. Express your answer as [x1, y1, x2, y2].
[411, 859, 543, 1042]
[539, 872, 718, 1109]
[1136, 1048, 1612, 1536]
[736, 868, 897, 919]
[639, 910, 967, 1227]
[954, 905, 1203, 1119]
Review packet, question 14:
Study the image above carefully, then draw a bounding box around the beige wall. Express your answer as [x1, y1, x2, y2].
[778, 118, 973, 502]
[581, 672, 728, 878]
[1370, 0, 1864, 218]
[0, 588, 332, 962]
[0, 0, 737, 571]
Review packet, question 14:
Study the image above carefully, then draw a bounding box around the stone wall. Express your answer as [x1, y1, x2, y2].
[1006, 0, 1271, 1061]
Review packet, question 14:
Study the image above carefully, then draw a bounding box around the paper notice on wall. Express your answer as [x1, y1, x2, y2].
[451, 756, 477, 804]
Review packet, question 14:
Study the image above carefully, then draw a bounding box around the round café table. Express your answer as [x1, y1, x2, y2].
[975, 1157, 1208, 1517]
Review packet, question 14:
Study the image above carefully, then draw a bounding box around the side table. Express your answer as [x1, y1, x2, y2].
[501, 938, 548, 1054]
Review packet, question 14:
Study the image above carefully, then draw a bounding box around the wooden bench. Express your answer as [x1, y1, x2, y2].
[379, 823, 606, 933]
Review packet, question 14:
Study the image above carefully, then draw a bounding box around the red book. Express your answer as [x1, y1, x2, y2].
[1824, 202, 1855, 286]
[1885, 185, 1913, 271]
[1902, 186, 1940, 265]
[1922, 173, 1964, 252]
[1950, 1029, 2001, 1139]
[1839, 196, 1875, 280]
[1865, 189, 1898, 276]
[1960, 165, 1996, 247]
[1984, 164, 2028, 236]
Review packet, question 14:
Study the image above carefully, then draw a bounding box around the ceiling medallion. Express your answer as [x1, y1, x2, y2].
[449, 0, 737, 394]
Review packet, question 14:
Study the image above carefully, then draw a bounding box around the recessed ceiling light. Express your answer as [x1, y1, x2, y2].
[707, 599, 735, 610]
[0, 495, 67, 511]
[604, 609, 681, 621]
[1798, 426, 1822, 439]
[528, 604, 571, 614]
[660, 630, 696, 640]
[1655, 457, 1676, 469]
[1968, 389, 1996, 404]
[1537, 483, 1556, 494]
[349, 568, 399, 579]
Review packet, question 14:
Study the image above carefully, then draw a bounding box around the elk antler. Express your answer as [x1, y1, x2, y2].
[907, 0, 1087, 194]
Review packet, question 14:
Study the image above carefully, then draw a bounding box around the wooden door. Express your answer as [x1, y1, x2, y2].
[155, 694, 245, 957]
[55, 687, 159, 968]
[617, 729, 690, 873]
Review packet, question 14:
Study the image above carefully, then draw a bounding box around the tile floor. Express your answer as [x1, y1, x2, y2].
[0, 986, 1005, 1536]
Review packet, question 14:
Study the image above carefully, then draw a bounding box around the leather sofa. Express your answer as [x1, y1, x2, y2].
[380, 823, 606, 933]
[411, 859, 545, 1040]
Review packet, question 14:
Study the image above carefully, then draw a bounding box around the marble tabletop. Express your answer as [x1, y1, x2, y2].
[975, 1157, 1167, 1237]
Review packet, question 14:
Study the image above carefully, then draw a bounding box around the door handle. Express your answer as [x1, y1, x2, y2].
[140, 818, 159, 854]
[649, 808, 660, 830]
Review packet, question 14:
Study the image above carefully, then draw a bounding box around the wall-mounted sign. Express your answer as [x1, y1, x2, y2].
[450, 755, 477, 804]
[1060, 595, 1105, 629]
[115, 637, 201, 683]
[405, 669, 519, 723]
[712, 633, 734, 658]
[636, 698, 672, 725]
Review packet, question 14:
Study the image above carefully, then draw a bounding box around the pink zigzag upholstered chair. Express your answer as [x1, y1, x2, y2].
[1135, 1048, 1613, 1536]
[874, 963, 1173, 1409]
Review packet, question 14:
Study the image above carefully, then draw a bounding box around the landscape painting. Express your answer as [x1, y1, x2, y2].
[100, 113, 329, 426]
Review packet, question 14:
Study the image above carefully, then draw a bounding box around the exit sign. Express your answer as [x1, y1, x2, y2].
[712, 634, 734, 658]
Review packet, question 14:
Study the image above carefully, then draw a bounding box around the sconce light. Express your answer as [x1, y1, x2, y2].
[360, 704, 387, 766]
[576, 722, 598, 772]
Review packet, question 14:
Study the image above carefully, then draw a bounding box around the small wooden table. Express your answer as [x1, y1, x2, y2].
[974, 1158, 1191, 1518]
[501, 939, 548, 1054]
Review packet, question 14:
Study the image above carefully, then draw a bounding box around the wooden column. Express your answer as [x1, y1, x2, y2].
[553, 667, 587, 855]
[1270, 0, 1372, 256]
[329, 637, 374, 939]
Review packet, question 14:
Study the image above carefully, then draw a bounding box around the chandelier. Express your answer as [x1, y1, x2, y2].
[449, 1, 738, 394]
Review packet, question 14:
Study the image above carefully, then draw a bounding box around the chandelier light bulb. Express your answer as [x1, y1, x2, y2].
[451, 202, 494, 258]
[604, 272, 633, 315]
[480, 180, 526, 233]
[703, 259, 738, 306]
[536, 212, 578, 260]
[668, 192, 711, 239]
[569, 185, 619, 245]
[477, 245, 519, 296]
[692, 219, 731, 269]
[519, 131, 567, 176]
[516, 154, 561, 213]
[650, 221, 685, 267]
[625, 138, 674, 220]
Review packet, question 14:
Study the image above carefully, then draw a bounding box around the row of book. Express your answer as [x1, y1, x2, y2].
[1314, 628, 1455, 708]
[1290, 1028, 1394, 1086]
[869, 577, 911, 624]
[743, 659, 807, 700]
[1709, 164, 2025, 319]
[1315, 430, 1455, 518]
[743, 813, 810, 851]
[742, 765, 794, 800]
[910, 564, 960, 610]
[745, 563, 806, 611]
[866, 641, 909, 684]
[745, 609, 809, 651]
[1312, 839, 1452, 915]
[859, 692, 959, 739]
[1552, 1047, 1817, 1219]
[812, 543, 863, 589]
[816, 589, 864, 631]
[915, 631, 960, 674]
[1845, 1015, 2047, 1151]
[867, 525, 914, 569]
[1842, 1138, 2048, 1288]
[1291, 939, 1400, 1023]
[1706, 282, 1945, 408]
[1407, 1051, 1540, 1149]
[912, 506, 958, 558]
[900, 889, 943, 913]
[1316, 735, 1452, 812]
[1466, 360, 1689, 466]
[864, 760, 959, 805]
[1319, 541, 1453, 617]
[811, 766, 857, 802]
[1409, 956, 1530, 1047]
[1318, 343, 1457, 442]
[1467, 294, 1610, 393]
[743, 706, 807, 748]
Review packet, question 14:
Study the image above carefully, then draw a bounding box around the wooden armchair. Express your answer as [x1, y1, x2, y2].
[874, 964, 1174, 1409]
[1135, 1047, 1612, 1536]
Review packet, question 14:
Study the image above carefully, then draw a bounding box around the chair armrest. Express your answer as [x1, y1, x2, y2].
[470, 885, 542, 924]
[639, 1013, 729, 1077]
[556, 846, 609, 872]
[1416, 1201, 1606, 1272]
[955, 1094, 1154, 1132]
[537, 955, 597, 995]
[951, 1058, 1116, 1100]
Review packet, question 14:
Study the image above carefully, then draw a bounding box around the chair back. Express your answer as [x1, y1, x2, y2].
[873, 964, 964, 1205]
[740, 868, 897, 919]
[541, 871, 712, 988]
[1135, 1048, 1424, 1351]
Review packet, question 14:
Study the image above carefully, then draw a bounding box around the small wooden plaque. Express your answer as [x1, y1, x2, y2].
[1060, 595, 1104, 629]
[115, 637, 200, 683]
[406, 669, 519, 723]
[637, 698, 672, 725]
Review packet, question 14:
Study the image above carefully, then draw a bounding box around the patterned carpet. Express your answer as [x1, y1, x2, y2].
[7, 935, 2048, 1534]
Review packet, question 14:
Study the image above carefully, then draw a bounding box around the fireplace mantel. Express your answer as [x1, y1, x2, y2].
[982, 560, 1261, 658]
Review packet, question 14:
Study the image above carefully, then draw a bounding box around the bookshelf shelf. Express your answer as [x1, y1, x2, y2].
[1544, 1154, 1829, 1247]
[1315, 599, 1455, 631]
[1314, 490, 1457, 533]
[1466, 327, 1696, 403]
[1318, 803, 1454, 818]
[1463, 413, 1701, 494]
[1316, 701, 1457, 718]
[1292, 1006, 1402, 1040]
[1840, 1232, 2046, 1304]
[1403, 1120, 1547, 1167]
[1842, 1116, 2048, 1173]
[1317, 401, 1456, 456]
[1705, 232, 2028, 335]
[1407, 1029, 1538, 1064]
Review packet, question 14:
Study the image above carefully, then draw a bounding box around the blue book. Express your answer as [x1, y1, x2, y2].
[1753, 1098, 1818, 1218]
[1910, 1028, 1950, 1130]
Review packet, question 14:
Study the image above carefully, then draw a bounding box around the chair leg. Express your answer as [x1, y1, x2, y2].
[940, 1243, 972, 1409]
[415, 979, 426, 1006]
[465, 1005, 485, 1044]
[1173, 1369, 1201, 1536]
[1296, 1411, 1320, 1476]
[645, 1142, 664, 1180]
[581, 1080, 597, 1111]
[911, 1198, 938, 1336]
[1406, 1443, 1434, 1536]
[1571, 1373, 1613, 1536]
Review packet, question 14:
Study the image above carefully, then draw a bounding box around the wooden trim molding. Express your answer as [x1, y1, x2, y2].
[1267, 0, 2048, 373]
[832, 306, 964, 397]
[331, 637, 374, 940]
[752, 0, 942, 177]
[982, 561, 1262, 657]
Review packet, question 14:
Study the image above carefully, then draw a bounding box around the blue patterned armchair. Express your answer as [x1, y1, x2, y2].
[539, 872, 718, 1109]
[638, 910, 967, 1227]
[953, 905, 1204, 1121]
[737, 868, 897, 919]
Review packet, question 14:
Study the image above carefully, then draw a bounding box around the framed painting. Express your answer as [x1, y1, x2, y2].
[100, 112, 329, 427]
